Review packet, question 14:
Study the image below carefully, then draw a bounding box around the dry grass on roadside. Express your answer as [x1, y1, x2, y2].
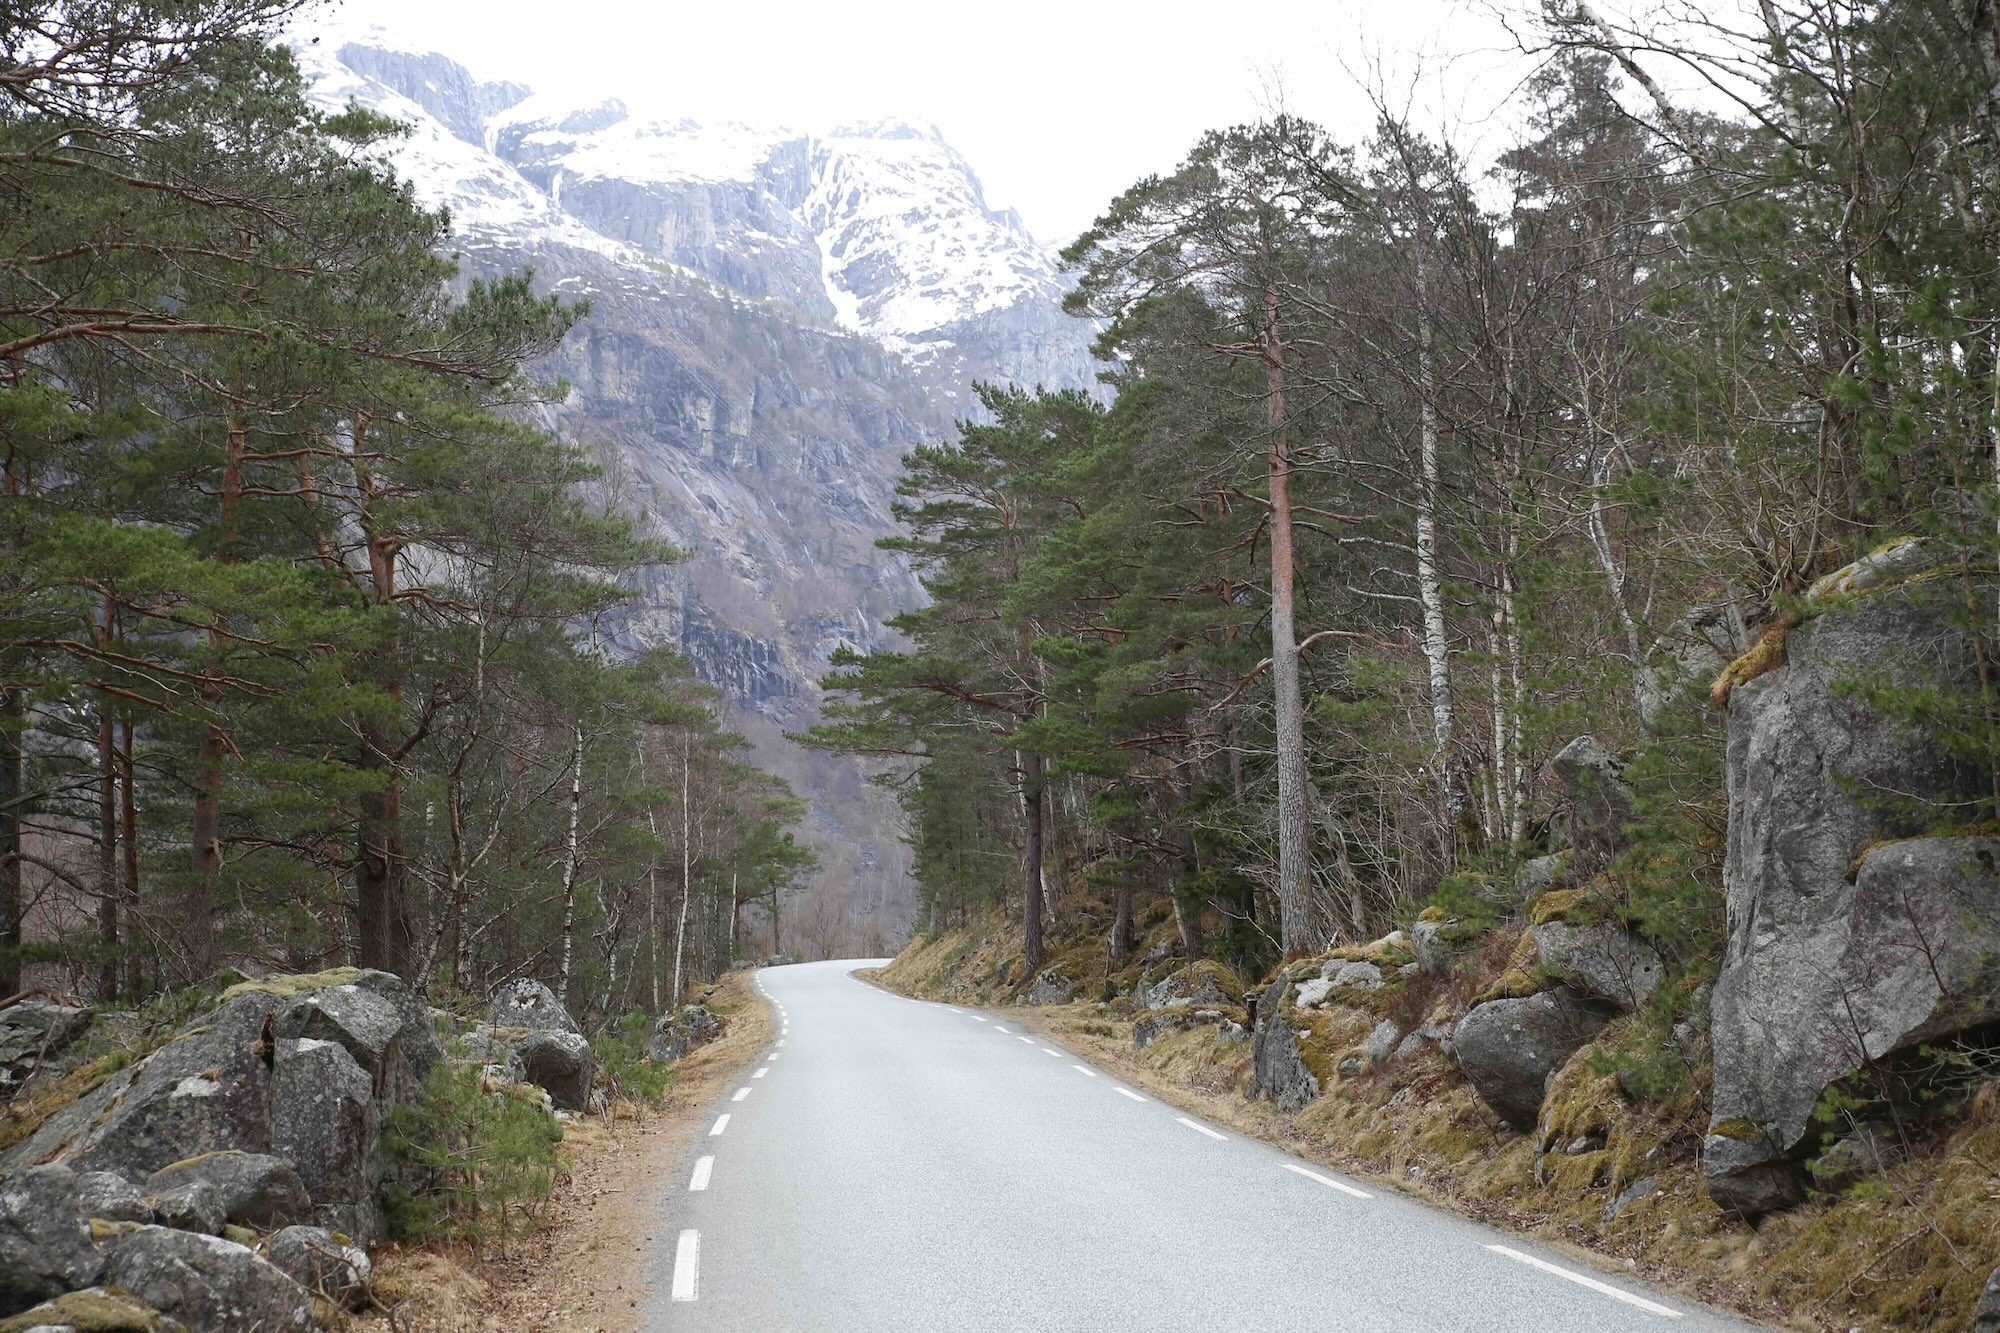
[357, 969, 775, 1333]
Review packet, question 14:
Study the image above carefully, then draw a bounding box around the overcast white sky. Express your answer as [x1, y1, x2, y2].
[305, 0, 1561, 244]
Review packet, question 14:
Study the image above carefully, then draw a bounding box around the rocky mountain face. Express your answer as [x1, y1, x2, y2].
[297, 32, 1100, 940]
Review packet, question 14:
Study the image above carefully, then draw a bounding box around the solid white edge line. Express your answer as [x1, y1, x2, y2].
[1281, 1163, 1373, 1199]
[753, 1067, 769, 1078]
[708, 1114, 730, 1136]
[1070, 1064, 1097, 1077]
[1113, 1087, 1148, 1102]
[670, 1229, 699, 1301]
[1485, 1245, 1683, 1319]
[1176, 1116, 1227, 1141]
[731, 1087, 750, 1102]
[688, 1156, 713, 1191]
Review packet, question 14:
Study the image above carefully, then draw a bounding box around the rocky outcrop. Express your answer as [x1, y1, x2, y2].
[1705, 577, 1992, 1216]
[1545, 736, 1634, 868]
[1250, 980, 1320, 1111]
[1529, 914, 1663, 1012]
[0, 991, 280, 1181]
[145, 1154, 309, 1233]
[1974, 1266, 2000, 1333]
[0, 1288, 185, 1331]
[1453, 989, 1616, 1131]
[1024, 967, 1075, 1005]
[0, 1001, 92, 1096]
[644, 1005, 722, 1063]
[262, 1225, 371, 1311]
[513, 1030, 596, 1111]
[74, 1172, 149, 1225]
[488, 979, 581, 1035]
[98, 1227, 313, 1331]
[271, 1036, 379, 1244]
[1136, 963, 1239, 1011]
[0, 1166, 103, 1314]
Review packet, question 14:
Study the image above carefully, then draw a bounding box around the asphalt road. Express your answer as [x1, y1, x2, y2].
[640, 959, 1767, 1332]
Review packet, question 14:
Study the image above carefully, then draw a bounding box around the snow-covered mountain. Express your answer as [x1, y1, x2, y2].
[291, 29, 1100, 945]
[300, 31, 1092, 393]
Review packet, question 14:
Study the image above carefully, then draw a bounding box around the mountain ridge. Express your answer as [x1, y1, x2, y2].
[293, 29, 1099, 945]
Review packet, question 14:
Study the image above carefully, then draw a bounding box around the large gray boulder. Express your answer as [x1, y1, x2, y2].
[262, 1224, 371, 1311]
[270, 1037, 379, 1245]
[351, 968, 442, 1084]
[1708, 836, 2000, 1215]
[644, 1005, 722, 1063]
[1544, 736, 1634, 867]
[75, 1171, 151, 1225]
[0, 1165, 103, 1314]
[513, 1029, 596, 1111]
[1973, 1265, 2000, 1333]
[1249, 980, 1319, 1111]
[1530, 916, 1663, 1012]
[1453, 989, 1615, 1131]
[1638, 598, 1753, 732]
[488, 979, 581, 1035]
[1706, 582, 1992, 1216]
[0, 1000, 92, 1094]
[273, 984, 404, 1087]
[1024, 967, 1075, 1005]
[146, 1152, 309, 1232]
[99, 1226, 314, 1331]
[0, 1287, 186, 1331]
[0, 992, 281, 1180]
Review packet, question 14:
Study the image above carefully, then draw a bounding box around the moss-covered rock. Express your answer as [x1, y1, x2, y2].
[0, 1288, 184, 1332]
[217, 968, 362, 1003]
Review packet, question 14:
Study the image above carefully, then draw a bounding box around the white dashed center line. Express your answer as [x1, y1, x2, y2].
[731, 1088, 750, 1103]
[969, 1016, 988, 1023]
[708, 1114, 730, 1136]
[753, 1066, 770, 1079]
[1484, 1246, 1683, 1318]
[1282, 1163, 1373, 1199]
[1016, 1035, 1036, 1045]
[1176, 1117, 1227, 1141]
[688, 1156, 713, 1192]
[1040, 1047, 1062, 1057]
[1113, 1087, 1148, 1102]
[1071, 1065, 1097, 1077]
[994, 1025, 1012, 1034]
[671, 1229, 700, 1301]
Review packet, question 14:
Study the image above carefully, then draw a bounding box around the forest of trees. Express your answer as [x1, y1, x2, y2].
[808, 0, 2000, 982]
[0, 0, 815, 1017]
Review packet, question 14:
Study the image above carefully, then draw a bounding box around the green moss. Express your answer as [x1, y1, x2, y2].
[87, 1218, 140, 1244]
[1417, 905, 1449, 924]
[1528, 887, 1601, 927]
[1709, 1116, 1766, 1141]
[1328, 932, 1415, 968]
[1475, 930, 1545, 1003]
[1710, 616, 1793, 708]
[219, 967, 360, 1002]
[0, 1289, 172, 1332]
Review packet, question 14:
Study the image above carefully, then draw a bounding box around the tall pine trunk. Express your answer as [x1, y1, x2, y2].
[671, 737, 691, 1005]
[1264, 282, 1312, 952]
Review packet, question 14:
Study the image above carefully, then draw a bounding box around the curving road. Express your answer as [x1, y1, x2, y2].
[640, 959, 1766, 1332]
